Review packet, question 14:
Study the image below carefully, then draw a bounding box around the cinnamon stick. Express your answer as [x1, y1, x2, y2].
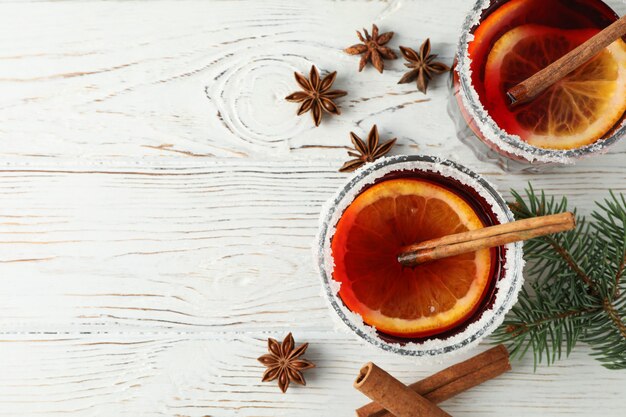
[507, 14, 626, 105]
[356, 345, 510, 417]
[426, 357, 510, 404]
[354, 363, 451, 417]
[398, 212, 575, 267]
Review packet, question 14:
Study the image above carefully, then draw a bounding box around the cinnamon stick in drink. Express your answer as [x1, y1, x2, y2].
[356, 345, 510, 417]
[398, 212, 575, 267]
[354, 363, 451, 417]
[507, 14, 626, 105]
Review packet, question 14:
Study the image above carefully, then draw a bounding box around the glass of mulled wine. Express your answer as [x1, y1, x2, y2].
[450, 0, 626, 170]
[316, 155, 524, 358]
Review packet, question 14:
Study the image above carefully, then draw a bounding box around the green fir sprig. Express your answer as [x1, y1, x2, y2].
[493, 185, 626, 369]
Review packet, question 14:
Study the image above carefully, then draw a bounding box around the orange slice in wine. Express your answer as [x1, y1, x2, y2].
[331, 178, 492, 337]
[484, 24, 626, 149]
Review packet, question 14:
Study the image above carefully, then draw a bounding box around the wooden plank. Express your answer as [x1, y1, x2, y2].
[0, 0, 462, 158]
[0, 333, 624, 417]
[6, 0, 624, 160]
[0, 159, 624, 333]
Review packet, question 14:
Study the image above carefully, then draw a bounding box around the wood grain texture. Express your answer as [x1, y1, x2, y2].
[1, 0, 625, 415]
[0, 0, 500, 159]
[1, 159, 626, 334]
[0, 333, 625, 417]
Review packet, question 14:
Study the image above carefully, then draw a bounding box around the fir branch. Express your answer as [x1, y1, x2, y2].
[494, 185, 626, 369]
[543, 234, 598, 293]
[504, 307, 597, 338]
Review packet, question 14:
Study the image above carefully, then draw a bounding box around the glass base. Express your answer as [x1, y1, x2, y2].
[446, 88, 563, 173]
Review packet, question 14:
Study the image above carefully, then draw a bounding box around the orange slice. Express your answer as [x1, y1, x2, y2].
[484, 24, 626, 149]
[331, 178, 492, 337]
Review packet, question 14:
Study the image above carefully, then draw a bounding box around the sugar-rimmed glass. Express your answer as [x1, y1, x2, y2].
[449, 0, 626, 171]
[315, 155, 524, 359]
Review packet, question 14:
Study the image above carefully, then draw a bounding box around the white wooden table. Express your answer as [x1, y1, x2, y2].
[1, 1, 625, 415]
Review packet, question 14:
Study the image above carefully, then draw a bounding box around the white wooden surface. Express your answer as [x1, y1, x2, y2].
[1, 1, 625, 415]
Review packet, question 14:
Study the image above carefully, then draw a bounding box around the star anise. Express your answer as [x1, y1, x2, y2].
[398, 39, 450, 94]
[257, 333, 315, 393]
[285, 65, 347, 127]
[344, 24, 397, 73]
[339, 125, 396, 172]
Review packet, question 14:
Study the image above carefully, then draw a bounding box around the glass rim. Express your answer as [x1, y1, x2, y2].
[454, 0, 626, 165]
[315, 155, 524, 358]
